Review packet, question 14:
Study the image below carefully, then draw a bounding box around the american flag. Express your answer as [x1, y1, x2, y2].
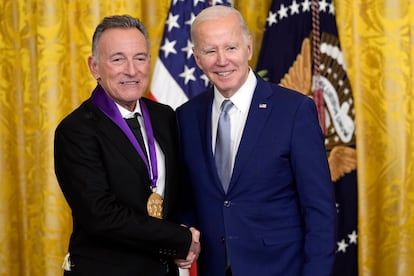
[149, 1, 232, 275]
[256, 1, 358, 275]
[150, 0, 233, 109]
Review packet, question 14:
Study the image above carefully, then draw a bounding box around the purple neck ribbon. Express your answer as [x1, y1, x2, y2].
[91, 84, 158, 190]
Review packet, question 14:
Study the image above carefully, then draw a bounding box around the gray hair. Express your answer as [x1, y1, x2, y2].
[191, 6, 250, 46]
[91, 14, 149, 55]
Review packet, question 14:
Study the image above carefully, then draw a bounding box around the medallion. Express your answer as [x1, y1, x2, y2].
[147, 192, 163, 219]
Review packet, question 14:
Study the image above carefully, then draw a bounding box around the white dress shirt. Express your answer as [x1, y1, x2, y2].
[212, 69, 257, 173]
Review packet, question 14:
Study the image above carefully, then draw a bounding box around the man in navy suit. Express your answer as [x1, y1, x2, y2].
[54, 15, 200, 275]
[176, 6, 336, 276]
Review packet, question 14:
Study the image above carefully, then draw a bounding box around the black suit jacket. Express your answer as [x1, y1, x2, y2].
[54, 91, 191, 276]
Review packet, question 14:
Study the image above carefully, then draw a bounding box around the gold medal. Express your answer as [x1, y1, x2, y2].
[147, 192, 163, 219]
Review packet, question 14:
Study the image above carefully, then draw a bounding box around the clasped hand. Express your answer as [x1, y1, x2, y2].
[175, 227, 201, 269]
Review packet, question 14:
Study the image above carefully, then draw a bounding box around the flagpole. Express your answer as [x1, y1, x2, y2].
[312, 0, 326, 135]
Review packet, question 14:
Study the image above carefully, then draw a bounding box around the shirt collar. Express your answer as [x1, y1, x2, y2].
[214, 68, 257, 114]
[116, 100, 142, 119]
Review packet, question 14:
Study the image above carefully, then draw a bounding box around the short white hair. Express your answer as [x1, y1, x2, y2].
[191, 5, 251, 47]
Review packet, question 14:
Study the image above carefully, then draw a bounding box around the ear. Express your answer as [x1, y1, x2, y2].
[88, 56, 100, 80]
[247, 37, 253, 61]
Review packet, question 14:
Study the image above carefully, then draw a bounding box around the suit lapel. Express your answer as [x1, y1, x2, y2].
[142, 98, 168, 156]
[196, 91, 225, 191]
[229, 78, 274, 193]
[201, 91, 215, 160]
[87, 101, 149, 174]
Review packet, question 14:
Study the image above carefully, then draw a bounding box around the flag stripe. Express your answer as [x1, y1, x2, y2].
[150, 58, 188, 109]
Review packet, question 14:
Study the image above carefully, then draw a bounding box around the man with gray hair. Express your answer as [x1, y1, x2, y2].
[177, 6, 336, 276]
[55, 14, 200, 275]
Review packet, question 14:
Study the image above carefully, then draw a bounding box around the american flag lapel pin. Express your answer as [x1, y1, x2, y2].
[259, 103, 267, 109]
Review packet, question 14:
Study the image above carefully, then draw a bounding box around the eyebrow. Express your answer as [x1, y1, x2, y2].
[109, 52, 126, 58]
[134, 52, 149, 57]
[109, 52, 148, 57]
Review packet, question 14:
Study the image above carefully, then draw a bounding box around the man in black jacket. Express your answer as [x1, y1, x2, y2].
[54, 14, 200, 275]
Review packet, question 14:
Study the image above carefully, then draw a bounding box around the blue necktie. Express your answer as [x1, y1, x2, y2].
[215, 100, 233, 192]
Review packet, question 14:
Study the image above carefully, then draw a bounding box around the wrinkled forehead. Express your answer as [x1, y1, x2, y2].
[194, 14, 252, 47]
[97, 28, 149, 53]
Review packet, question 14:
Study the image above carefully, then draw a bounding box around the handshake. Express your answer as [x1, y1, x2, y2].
[175, 227, 201, 269]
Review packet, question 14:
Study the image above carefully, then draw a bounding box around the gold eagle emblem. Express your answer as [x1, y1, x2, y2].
[277, 37, 357, 182]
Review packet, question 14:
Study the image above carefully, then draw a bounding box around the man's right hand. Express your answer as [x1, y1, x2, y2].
[175, 227, 200, 269]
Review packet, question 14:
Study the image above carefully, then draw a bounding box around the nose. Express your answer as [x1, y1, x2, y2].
[125, 60, 137, 76]
[216, 49, 228, 66]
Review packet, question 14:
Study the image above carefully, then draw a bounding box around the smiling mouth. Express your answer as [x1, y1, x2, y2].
[216, 71, 232, 77]
[120, 81, 140, 85]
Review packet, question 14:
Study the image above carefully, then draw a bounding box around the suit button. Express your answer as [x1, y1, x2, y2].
[224, 200, 231, 207]
[220, 237, 225, 243]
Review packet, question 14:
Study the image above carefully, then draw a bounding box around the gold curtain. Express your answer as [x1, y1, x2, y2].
[335, 0, 414, 275]
[0, 0, 412, 275]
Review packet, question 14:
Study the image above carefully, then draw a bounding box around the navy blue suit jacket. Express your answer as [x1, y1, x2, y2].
[176, 75, 336, 276]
